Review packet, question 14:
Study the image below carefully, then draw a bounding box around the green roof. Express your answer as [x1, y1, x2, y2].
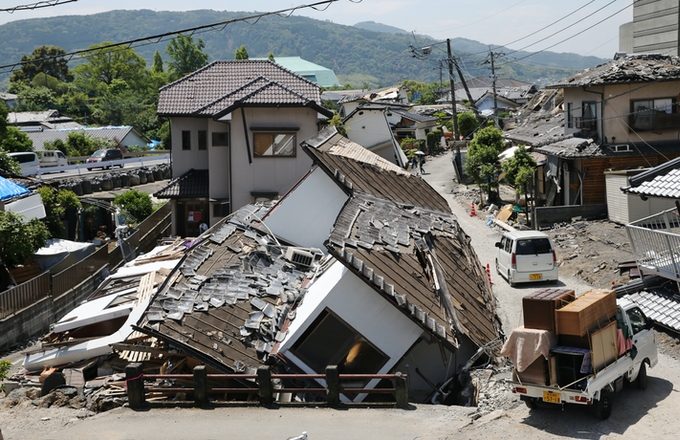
[253, 56, 340, 88]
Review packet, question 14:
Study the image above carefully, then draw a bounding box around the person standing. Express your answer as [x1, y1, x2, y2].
[419, 155, 425, 174]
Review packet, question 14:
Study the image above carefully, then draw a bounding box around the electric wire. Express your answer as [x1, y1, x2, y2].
[0, 0, 345, 74]
[1, 0, 76, 13]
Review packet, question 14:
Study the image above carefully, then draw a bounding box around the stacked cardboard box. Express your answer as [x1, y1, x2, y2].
[555, 289, 616, 336]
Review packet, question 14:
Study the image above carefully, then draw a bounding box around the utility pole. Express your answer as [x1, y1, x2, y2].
[485, 48, 505, 128]
[446, 39, 459, 140]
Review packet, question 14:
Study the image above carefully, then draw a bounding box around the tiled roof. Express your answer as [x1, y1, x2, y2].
[157, 60, 330, 117]
[503, 112, 566, 146]
[624, 156, 680, 199]
[326, 193, 503, 349]
[302, 127, 451, 212]
[154, 169, 209, 199]
[547, 54, 680, 89]
[625, 289, 680, 333]
[387, 108, 437, 123]
[137, 204, 320, 373]
[24, 126, 142, 151]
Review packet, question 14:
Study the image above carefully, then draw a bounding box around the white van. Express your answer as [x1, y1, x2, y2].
[495, 230, 558, 287]
[8, 151, 40, 176]
[40, 150, 68, 168]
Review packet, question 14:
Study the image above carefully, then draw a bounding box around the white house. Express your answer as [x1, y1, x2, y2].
[342, 106, 408, 168]
[154, 60, 333, 237]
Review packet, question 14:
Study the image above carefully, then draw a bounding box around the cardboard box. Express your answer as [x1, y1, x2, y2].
[523, 288, 575, 332]
[555, 289, 617, 336]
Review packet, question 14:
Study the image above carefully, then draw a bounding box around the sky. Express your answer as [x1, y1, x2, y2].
[0, 0, 634, 59]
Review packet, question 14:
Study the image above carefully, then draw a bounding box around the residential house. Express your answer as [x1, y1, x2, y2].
[521, 54, 680, 224]
[616, 155, 680, 334]
[0, 175, 46, 221]
[25, 126, 148, 152]
[1, 92, 17, 109]
[337, 86, 410, 117]
[342, 106, 409, 167]
[7, 110, 81, 131]
[254, 56, 340, 88]
[137, 127, 503, 402]
[387, 107, 439, 144]
[153, 59, 333, 237]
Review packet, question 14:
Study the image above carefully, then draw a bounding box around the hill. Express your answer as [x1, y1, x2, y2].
[0, 9, 607, 90]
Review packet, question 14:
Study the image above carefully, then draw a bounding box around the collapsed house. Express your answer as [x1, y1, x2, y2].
[133, 126, 503, 403]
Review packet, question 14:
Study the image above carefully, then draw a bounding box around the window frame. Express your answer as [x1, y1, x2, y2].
[212, 131, 229, 147]
[630, 97, 676, 131]
[181, 130, 191, 151]
[253, 131, 297, 158]
[198, 130, 207, 150]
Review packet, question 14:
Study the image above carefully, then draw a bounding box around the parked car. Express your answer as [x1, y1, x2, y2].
[495, 230, 558, 286]
[7, 151, 40, 176]
[86, 149, 124, 171]
[39, 150, 68, 169]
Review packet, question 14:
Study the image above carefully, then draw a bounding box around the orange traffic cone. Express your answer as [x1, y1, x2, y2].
[470, 201, 476, 217]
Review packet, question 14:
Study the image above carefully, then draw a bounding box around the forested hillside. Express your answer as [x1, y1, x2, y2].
[0, 9, 606, 89]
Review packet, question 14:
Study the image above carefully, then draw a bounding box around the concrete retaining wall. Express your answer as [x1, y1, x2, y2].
[534, 204, 607, 228]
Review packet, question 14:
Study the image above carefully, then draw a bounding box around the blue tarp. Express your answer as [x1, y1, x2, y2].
[0, 176, 30, 201]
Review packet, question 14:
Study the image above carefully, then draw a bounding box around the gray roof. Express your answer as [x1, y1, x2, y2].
[388, 107, 437, 123]
[24, 126, 147, 151]
[626, 289, 680, 333]
[157, 60, 331, 117]
[154, 169, 209, 199]
[547, 53, 680, 89]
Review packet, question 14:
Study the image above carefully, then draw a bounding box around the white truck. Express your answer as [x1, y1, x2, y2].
[508, 296, 657, 419]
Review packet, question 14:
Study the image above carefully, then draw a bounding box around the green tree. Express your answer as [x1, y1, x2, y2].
[464, 126, 505, 203]
[0, 210, 50, 267]
[501, 145, 537, 195]
[37, 186, 81, 238]
[166, 34, 209, 80]
[399, 80, 438, 105]
[0, 359, 11, 392]
[457, 112, 480, 139]
[9, 45, 72, 86]
[15, 85, 56, 111]
[0, 127, 33, 153]
[268, 51, 275, 61]
[0, 150, 22, 175]
[113, 189, 153, 223]
[73, 43, 148, 96]
[152, 50, 164, 73]
[60, 131, 114, 157]
[234, 45, 249, 60]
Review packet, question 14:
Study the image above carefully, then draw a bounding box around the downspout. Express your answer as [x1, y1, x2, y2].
[240, 106, 252, 165]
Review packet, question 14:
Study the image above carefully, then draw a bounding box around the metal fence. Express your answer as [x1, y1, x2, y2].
[626, 207, 680, 280]
[0, 272, 50, 320]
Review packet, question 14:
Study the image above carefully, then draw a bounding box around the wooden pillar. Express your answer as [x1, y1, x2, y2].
[257, 366, 273, 406]
[395, 372, 409, 409]
[125, 363, 146, 410]
[194, 365, 207, 407]
[325, 365, 340, 407]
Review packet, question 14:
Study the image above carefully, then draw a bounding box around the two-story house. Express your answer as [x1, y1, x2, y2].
[154, 60, 333, 237]
[532, 54, 680, 218]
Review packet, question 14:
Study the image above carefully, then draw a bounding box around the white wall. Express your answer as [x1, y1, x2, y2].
[605, 172, 677, 224]
[345, 109, 391, 149]
[263, 167, 348, 248]
[170, 117, 210, 177]
[279, 261, 425, 381]
[227, 107, 319, 211]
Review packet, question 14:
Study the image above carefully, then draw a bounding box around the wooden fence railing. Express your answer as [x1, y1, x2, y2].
[51, 245, 109, 298]
[125, 364, 409, 409]
[0, 272, 50, 320]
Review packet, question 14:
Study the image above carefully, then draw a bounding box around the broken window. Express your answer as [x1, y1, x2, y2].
[579, 101, 597, 130]
[631, 98, 675, 131]
[253, 133, 296, 157]
[291, 309, 388, 374]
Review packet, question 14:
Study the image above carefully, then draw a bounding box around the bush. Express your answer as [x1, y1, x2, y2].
[426, 130, 442, 154]
[113, 189, 153, 223]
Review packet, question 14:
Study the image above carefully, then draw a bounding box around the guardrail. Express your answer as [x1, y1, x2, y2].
[626, 207, 680, 280]
[33, 154, 170, 177]
[125, 363, 409, 409]
[0, 272, 50, 320]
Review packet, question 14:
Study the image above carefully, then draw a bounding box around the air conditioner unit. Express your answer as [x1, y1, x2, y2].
[285, 247, 315, 267]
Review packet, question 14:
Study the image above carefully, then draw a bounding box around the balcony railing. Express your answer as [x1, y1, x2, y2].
[626, 208, 680, 281]
[573, 117, 597, 131]
[629, 111, 680, 132]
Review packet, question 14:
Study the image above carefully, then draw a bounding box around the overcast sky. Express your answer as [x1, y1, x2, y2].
[0, 0, 633, 59]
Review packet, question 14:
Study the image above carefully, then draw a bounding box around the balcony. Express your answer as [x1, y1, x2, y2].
[573, 117, 597, 131]
[626, 207, 680, 282]
[629, 111, 680, 132]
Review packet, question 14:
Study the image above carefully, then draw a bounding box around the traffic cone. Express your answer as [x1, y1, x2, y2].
[486, 263, 493, 285]
[470, 201, 476, 217]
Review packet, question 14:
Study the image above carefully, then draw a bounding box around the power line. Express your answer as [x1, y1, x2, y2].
[1, 0, 77, 13]
[0, 0, 344, 74]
